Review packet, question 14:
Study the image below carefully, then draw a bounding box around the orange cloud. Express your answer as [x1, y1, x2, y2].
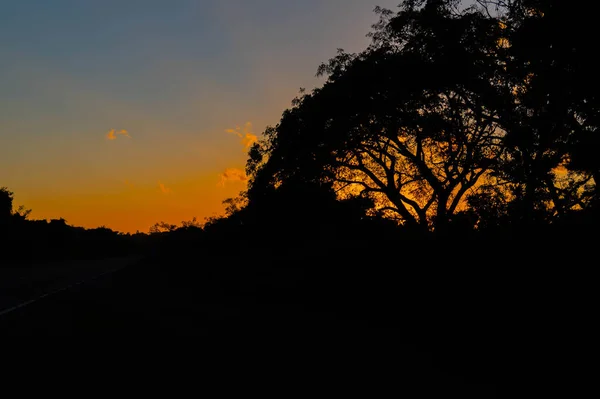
[158, 181, 172, 195]
[226, 121, 257, 149]
[106, 128, 131, 140]
[218, 168, 248, 187]
[118, 129, 131, 138]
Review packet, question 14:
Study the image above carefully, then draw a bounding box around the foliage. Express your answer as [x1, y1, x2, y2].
[245, 0, 598, 232]
[0, 187, 14, 226]
[149, 221, 179, 234]
[1, 186, 142, 263]
[1, 186, 32, 226]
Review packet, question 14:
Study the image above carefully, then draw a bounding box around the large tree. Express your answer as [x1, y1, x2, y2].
[475, 0, 598, 221]
[248, 0, 509, 231]
[246, 0, 598, 231]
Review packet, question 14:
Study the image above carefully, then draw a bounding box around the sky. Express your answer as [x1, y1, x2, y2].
[0, 0, 402, 233]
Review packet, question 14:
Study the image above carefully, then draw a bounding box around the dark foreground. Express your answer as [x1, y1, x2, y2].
[0, 242, 590, 396]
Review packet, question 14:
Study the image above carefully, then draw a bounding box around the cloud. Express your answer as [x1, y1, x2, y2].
[241, 133, 258, 148]
[106, 128, 131, 140]
[218, 168, 248, 187]
[158, 181, 172, 195]
[118, 129, 131, 138]
[226, 121, 257, 149]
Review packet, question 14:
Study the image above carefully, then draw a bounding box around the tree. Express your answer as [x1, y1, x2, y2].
[1, 187, 14, 226]
[222, 195, 248, 218]
[247, 0, 509, 231]
[181, 217, 202, 229]
[149, 221, 178, 234]
[475, 0, 598, 221]
[246, 0, 598, 231]
[0, 186, 31, 227]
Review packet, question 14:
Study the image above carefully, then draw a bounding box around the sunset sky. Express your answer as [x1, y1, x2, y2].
[0, 0, 401, 233]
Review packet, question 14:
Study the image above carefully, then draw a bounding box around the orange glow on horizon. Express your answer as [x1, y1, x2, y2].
[15, 173, 247, 234]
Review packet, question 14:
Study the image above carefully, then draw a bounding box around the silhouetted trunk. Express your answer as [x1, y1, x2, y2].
[387, 190, 421, 229]
[434, 192, 450, 234]
[545, 175, 564, 217]
[522, 151, 541, 226]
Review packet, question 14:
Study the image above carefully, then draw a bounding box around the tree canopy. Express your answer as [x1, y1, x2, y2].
[245, 0, 598, 232]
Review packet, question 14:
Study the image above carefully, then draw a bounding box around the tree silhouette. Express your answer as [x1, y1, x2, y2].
[0, 187, 14, 227]
[222, 195, 247, 218]
[474, 0, 598, 223]
[245, 0, 598, 232]
[1, 186, 31, 227]
[1, 186, 141, 262]
[149, 221, 178, 234]
[247, 1, 509, 231]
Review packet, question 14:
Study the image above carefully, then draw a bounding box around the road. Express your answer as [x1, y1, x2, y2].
[0, 255, 367, 335]
[0, 256, 142, 317]
[2, 247, 590, 395]
[0, 254, 500, 396]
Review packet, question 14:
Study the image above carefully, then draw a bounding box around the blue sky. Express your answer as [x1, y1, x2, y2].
[0, 0, 402, 232]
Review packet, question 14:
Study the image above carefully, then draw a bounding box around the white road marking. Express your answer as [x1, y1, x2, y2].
[0, 259, 137, 318]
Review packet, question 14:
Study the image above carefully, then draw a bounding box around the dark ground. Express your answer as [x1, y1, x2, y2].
[1, 241, 590, 396]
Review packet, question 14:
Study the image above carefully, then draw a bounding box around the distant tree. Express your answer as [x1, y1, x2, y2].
[222, 195, 248, 218]
[49, 218, 68, 227]
[1, 186, 31, 226]
[149, 221, 178, 234]
[13, 205, 32, 221]
[181, 217, 202, 229]
[1, 187, 140, 261]
[0, 187, 14, 226]
[202, 215, 223, 229]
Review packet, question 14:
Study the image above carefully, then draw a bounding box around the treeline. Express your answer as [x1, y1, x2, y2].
[194, 0, 599, 254]
[147, 0, 600, 260]
[0, 187, 145, 264]
[4, 0, 599, 263]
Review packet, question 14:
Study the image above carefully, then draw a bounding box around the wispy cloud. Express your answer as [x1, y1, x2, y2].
[118, 129, 131, 138]
[218, 168, 248, 187]
[106, 128, 131, 140]
[226, 121, 257, 149]
[158, 181, 172, 195]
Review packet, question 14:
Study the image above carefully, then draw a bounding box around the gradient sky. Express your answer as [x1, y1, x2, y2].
[0, 0, 402, 233]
